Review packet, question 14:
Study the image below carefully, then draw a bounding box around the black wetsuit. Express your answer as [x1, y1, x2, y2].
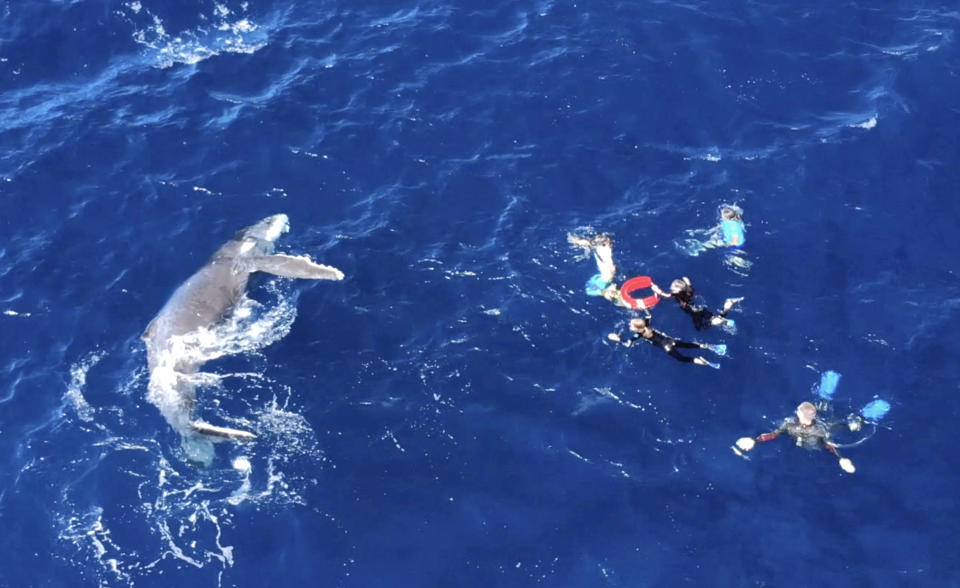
[622, 325, 703, 364]
[755, 416, 847, 457]
[673, 289, 728, 331]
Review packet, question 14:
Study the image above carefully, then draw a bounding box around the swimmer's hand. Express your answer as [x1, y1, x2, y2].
[567, 233, 591, 249]
[848, 419, 862, 432]
[839, 458, 855, 474]
[607, 333, 621, 342]
[735, 437, 755, 452]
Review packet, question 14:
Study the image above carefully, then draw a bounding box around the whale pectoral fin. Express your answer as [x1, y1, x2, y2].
[249, 254, 345, 280]
[190, 420, 257, 442]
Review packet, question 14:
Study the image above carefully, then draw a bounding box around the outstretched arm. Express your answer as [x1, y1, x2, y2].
[607, 331, 641, 347]
[824, 441, 856, 473]
[735, 422, 787, 452]
[650, 282, 671, 299]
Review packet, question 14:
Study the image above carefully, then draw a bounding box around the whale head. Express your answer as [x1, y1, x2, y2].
[242, 214, 290, 242]
[231, 214, 290, 256]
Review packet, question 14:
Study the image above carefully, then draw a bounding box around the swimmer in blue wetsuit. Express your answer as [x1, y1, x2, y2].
[651, 277, 742, 331]
[716, 206, 746, 248]
[607, 317, 725, 368]
[568, 233, 631, 308]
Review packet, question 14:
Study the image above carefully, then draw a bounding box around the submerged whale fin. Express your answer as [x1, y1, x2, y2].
[190, 420, 257, 441]
[142, 317, 157, 341]
[244, 254, 345, 280]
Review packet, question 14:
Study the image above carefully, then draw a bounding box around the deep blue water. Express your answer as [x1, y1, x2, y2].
[2, 0, 960, 586]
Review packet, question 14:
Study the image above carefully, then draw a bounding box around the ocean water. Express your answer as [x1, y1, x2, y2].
[2, 0, 959, 586]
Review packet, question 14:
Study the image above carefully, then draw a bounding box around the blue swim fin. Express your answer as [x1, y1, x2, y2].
[709, 343, 727, 356]
[706, 360, 720, 370]
[722, 318, 736, 334]
[818, 370, 841, 400]
[861, 399, 890, 422]
[585, 273, 610, 296]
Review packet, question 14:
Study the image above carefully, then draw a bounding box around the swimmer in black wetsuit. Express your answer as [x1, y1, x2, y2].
[735, 401, 862, 473]
[651, 277, 741, 331]
[607, 317, 725, 368]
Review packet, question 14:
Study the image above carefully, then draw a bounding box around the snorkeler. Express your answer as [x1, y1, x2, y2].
[715, 206, 746, 248]
[673, 205, 749, 271]
[735, 401, 862, 473]
[651, 277, 742, 331]
[608, 317, 726, 368]
[568, 233, 632, 307]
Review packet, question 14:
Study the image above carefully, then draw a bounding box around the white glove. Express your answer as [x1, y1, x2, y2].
[839, 458, 855, 473]
[735, 437, 755, 452]
[607, 333, 621, 342]
[848, 419, 862, 432]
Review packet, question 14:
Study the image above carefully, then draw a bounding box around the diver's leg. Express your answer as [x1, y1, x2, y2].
[665, 347, 697, 363]
[593, 243, 616, 282]
[719, 297, 743, 316]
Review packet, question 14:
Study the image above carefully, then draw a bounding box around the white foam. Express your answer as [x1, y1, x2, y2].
[232, 456, 252, 473]
[59, 508, 133, 585]
[218, 19, 257, 34]
[129, 4, 268, 69]
[66, 351, 104, 422]
[851, 116, 878, 129]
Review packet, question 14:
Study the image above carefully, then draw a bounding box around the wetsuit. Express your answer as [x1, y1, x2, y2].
[621, 324, 703, 364]
[719, 219, 746, 247]
[671, 289, 733, 331]
[754, 416, 846, 458]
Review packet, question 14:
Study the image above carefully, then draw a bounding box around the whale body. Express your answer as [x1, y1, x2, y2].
[142, 214, 343, 462]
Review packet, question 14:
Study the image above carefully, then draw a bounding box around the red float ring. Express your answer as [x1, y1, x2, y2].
[620, 276, 660, 310]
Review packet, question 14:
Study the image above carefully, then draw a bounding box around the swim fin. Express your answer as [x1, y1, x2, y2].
[708, 343, 727, 356]
[860, 399, 890, 422]
[818, 370, 842, 400]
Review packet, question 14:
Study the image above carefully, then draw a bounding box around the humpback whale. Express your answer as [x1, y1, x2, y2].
[142, 214, 343, 462]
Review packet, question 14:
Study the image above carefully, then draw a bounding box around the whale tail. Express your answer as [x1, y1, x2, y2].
[190, 420, 257, 441]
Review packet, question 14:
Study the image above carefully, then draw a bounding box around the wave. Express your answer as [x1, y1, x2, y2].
[123, 1, 272, 69]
